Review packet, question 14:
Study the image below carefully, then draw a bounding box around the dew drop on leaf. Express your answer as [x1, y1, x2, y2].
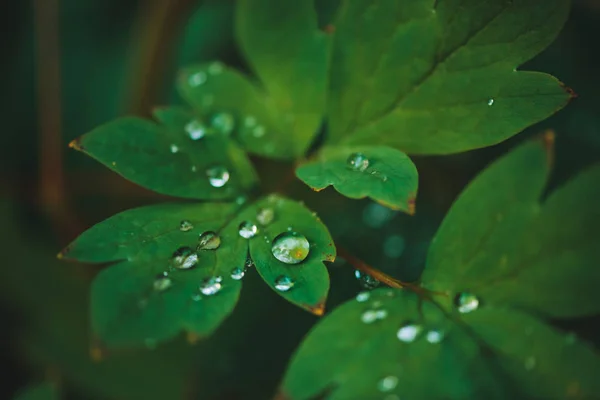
[487, 98, 495, 106]
[271, 232, 310, 264]
[230, 267, 245, 280]
[153, 274, 172, 291]
[274, 275, 294, 291]
[347, 152, 369, 172]
[198, 231, 221, 250]
[238, 221, 258, 239]
[211, 112, 235, 135]
[354, 270, 380, 289]
[185, 120, 207, 140]
[360, 310, 378, 324]
[206, 165, 230, 188]
[179, 220, 194, 232]
[377, 376, 399, 392]
[172, 247, 198, 269]
[425, 329, 445, 344]
[188, 71, 207, 87]
[455, 292, 480, 314]
[199, 276, 222, 296]
[245, 257, 255, 269]
[170, 144, 179, 153]
[356, 291, 370, 302]
[397, 322, 423, 343]
[256, 207, 275, 226]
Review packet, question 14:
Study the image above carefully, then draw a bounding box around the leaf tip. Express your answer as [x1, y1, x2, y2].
[407, 196, 417, 216]
[68, 138, 83, 151]
[309, 302, 326, 316]
[560, 82, 578, 100]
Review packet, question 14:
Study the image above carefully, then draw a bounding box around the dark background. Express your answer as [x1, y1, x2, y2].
[2, 0, 599, 398]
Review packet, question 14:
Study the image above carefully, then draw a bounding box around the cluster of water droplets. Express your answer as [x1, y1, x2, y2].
[355, 270, 380, 289]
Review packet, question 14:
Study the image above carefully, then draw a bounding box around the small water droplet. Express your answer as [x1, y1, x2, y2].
[375, 309, 388, 320]
[487, 98, 495, 106]
[198, 231, 221, 250]
[377, 376, 399, 392]
[230, 267, 245, 280]
[180, 220, 194, 232]
[153, 274, 172, 291]
[252, 125, 266, 138]
[256, 207, 275, 225]
[199, 276, 222, 296]
[455, 292, 479, 314]
[172, 247, 198, 269]
[208, 62, 224, 75]
[347, 152, 369, 172]
[185, 120, 207, 140]
[361, 310, 378, 324]
[397, 322, 423, 343]
[245, 257, 255, 269]
[271, 232, 310, 264]
[206, 165, 230, 188]
[274, 275, 294, 291]
[238, 221, 258, 239]
[244, 115, 257, 127]
[524, 356, 536, 370]
[170, 144, 179, 153]
[354, 270, 380, 289]
[356, 291, 370, 302]
[188, 71, 207, 87]
[384, 235, 405, 258]
[425, 329, 445, 344]
[211, 112, 235, 135]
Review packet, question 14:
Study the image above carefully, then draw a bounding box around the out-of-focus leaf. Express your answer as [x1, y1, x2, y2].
[13, 383, 58, 400]
[328, 0, 572, 154]
[296, 146, 418, 212]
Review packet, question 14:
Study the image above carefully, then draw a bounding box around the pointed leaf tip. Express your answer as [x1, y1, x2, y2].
[309, 302, 326, 317]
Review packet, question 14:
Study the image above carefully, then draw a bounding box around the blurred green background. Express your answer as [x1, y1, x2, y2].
[3, 0, 600, 398]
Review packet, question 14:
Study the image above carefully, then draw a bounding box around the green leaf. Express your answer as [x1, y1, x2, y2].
[423, 133, 600, 318]
[70, 112, 257, 200]
[236, 0, 329, 156]
[295, 146, 418, 212]
[13, 383, 58, 400]
[281, 289, 600, 399]
[328, 0, 572, 154]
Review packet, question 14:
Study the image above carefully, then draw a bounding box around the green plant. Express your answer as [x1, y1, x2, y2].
[56, 0, 600, 398]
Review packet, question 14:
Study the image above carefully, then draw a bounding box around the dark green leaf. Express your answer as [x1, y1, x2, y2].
[13, 383, 58, 400]
[281, 289, 600, 399]
[328, 0, 572, 154]
[236, 0, 329, 156]
[70, 113, 257, 200]
[295, 146, 418, 212]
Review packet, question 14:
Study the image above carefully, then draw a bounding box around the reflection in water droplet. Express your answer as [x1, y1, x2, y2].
[206, 165, 230, 188]
[425, 329, 445, 344]
[238, 221, 258, 239]
[180, 220, 194, 232]
[455, 292, 480, 314]
[256, 208, 275, 226]
[397, 322, 423, 343]
[356, 291, 370, 302]
[172, 247, 198, 269]
[153, 274, 172, 291]
[274, 275, 294, 291]
[271, 232, 310, 264]
[488, 98, 495, 106]
[185, 120, 207, 140]
[198, 231, 221, 250]
[211, 112, 235, 135]
[208, 62, 224, 75]
[188, 71, 207, 87]
[170, 144, 179, 153]
[252, 125, 266, 138]
[199, 276, 222, 296]
[363, 202, 396, 228]
[524, 356, 536, 371]
[347, 152, 369, 172]
[230, 267, 245, 280]
[354, 270, 380, 289]
[377, 376, 399, 392]
[384, 235, 405, 258]
[244, 116, 257, 127]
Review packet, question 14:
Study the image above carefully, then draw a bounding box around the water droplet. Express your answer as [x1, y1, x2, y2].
[179, 220, 194, 232]
[455, 292, 480, 314]
[172, 247, 198, 269]
[274, 275, 294, 291]
[375, 309, 388, 320]
[425, 329, 445, 344]
[487, 98, 495, 106]
[170, 144, 179, 153]
[238, 221, 258, 239]
[191, 165, 197, 172]
[206, 165, 230, 188]
[362, 202, 396, 228]
[199, 276, 222, 296]
[356, 291, 370, 302]
[347, 152, 369, 172]
[256, 207, 275, 225]
[211, 112, 235, 135]
[188, 71, 207, 87]
[377, 376, 399, 392]
[153, 274, 172, 291]
[397, 322, 423, 343]
[208, 62, 224, 75]
[360, 310, 378, 324]
[252, 125, 266, 138]
[230, 267, 245, 280]
[244, 257, 255, 269]
[185, 120, 207, 140]
[198, 231, 221, 250]
[354, 270, 380, 289]
[271, 232, 310, 264]
[384, 235, 405, 258]
[244, 115, 257, 127]
[524, 356, 536, 370]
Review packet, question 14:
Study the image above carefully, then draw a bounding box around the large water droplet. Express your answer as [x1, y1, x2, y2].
[180, 220, 194, 232]
[425, 329, 445, 344]
[230, 267, 245, 280]
[397, 322, 423, 343]
[153, 274, 172, 291]
[455, 292, 480, 314]
[199, 276, 222, 296]
[377, 376, 399, 392]
[170, 144, 179, 153]
[238, 221, 258, 239]
[347, 152, 369, 172]
[172, 247, 198, 269]
[356, 291, 370, 302]
[274, 275, 294, 291]
[524, 356, 536, 371]
[271, 232, 310, 264]
[206, 165, 230, 188]
[256, 207, 275, 226]
[188, 71, 207, 87]
[211, 112, 235, 135]
[185, 120, 207, 140]
[383, 235, 405, 258]
[354, 270, 380, 289]
[198, 231, 221, 250]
